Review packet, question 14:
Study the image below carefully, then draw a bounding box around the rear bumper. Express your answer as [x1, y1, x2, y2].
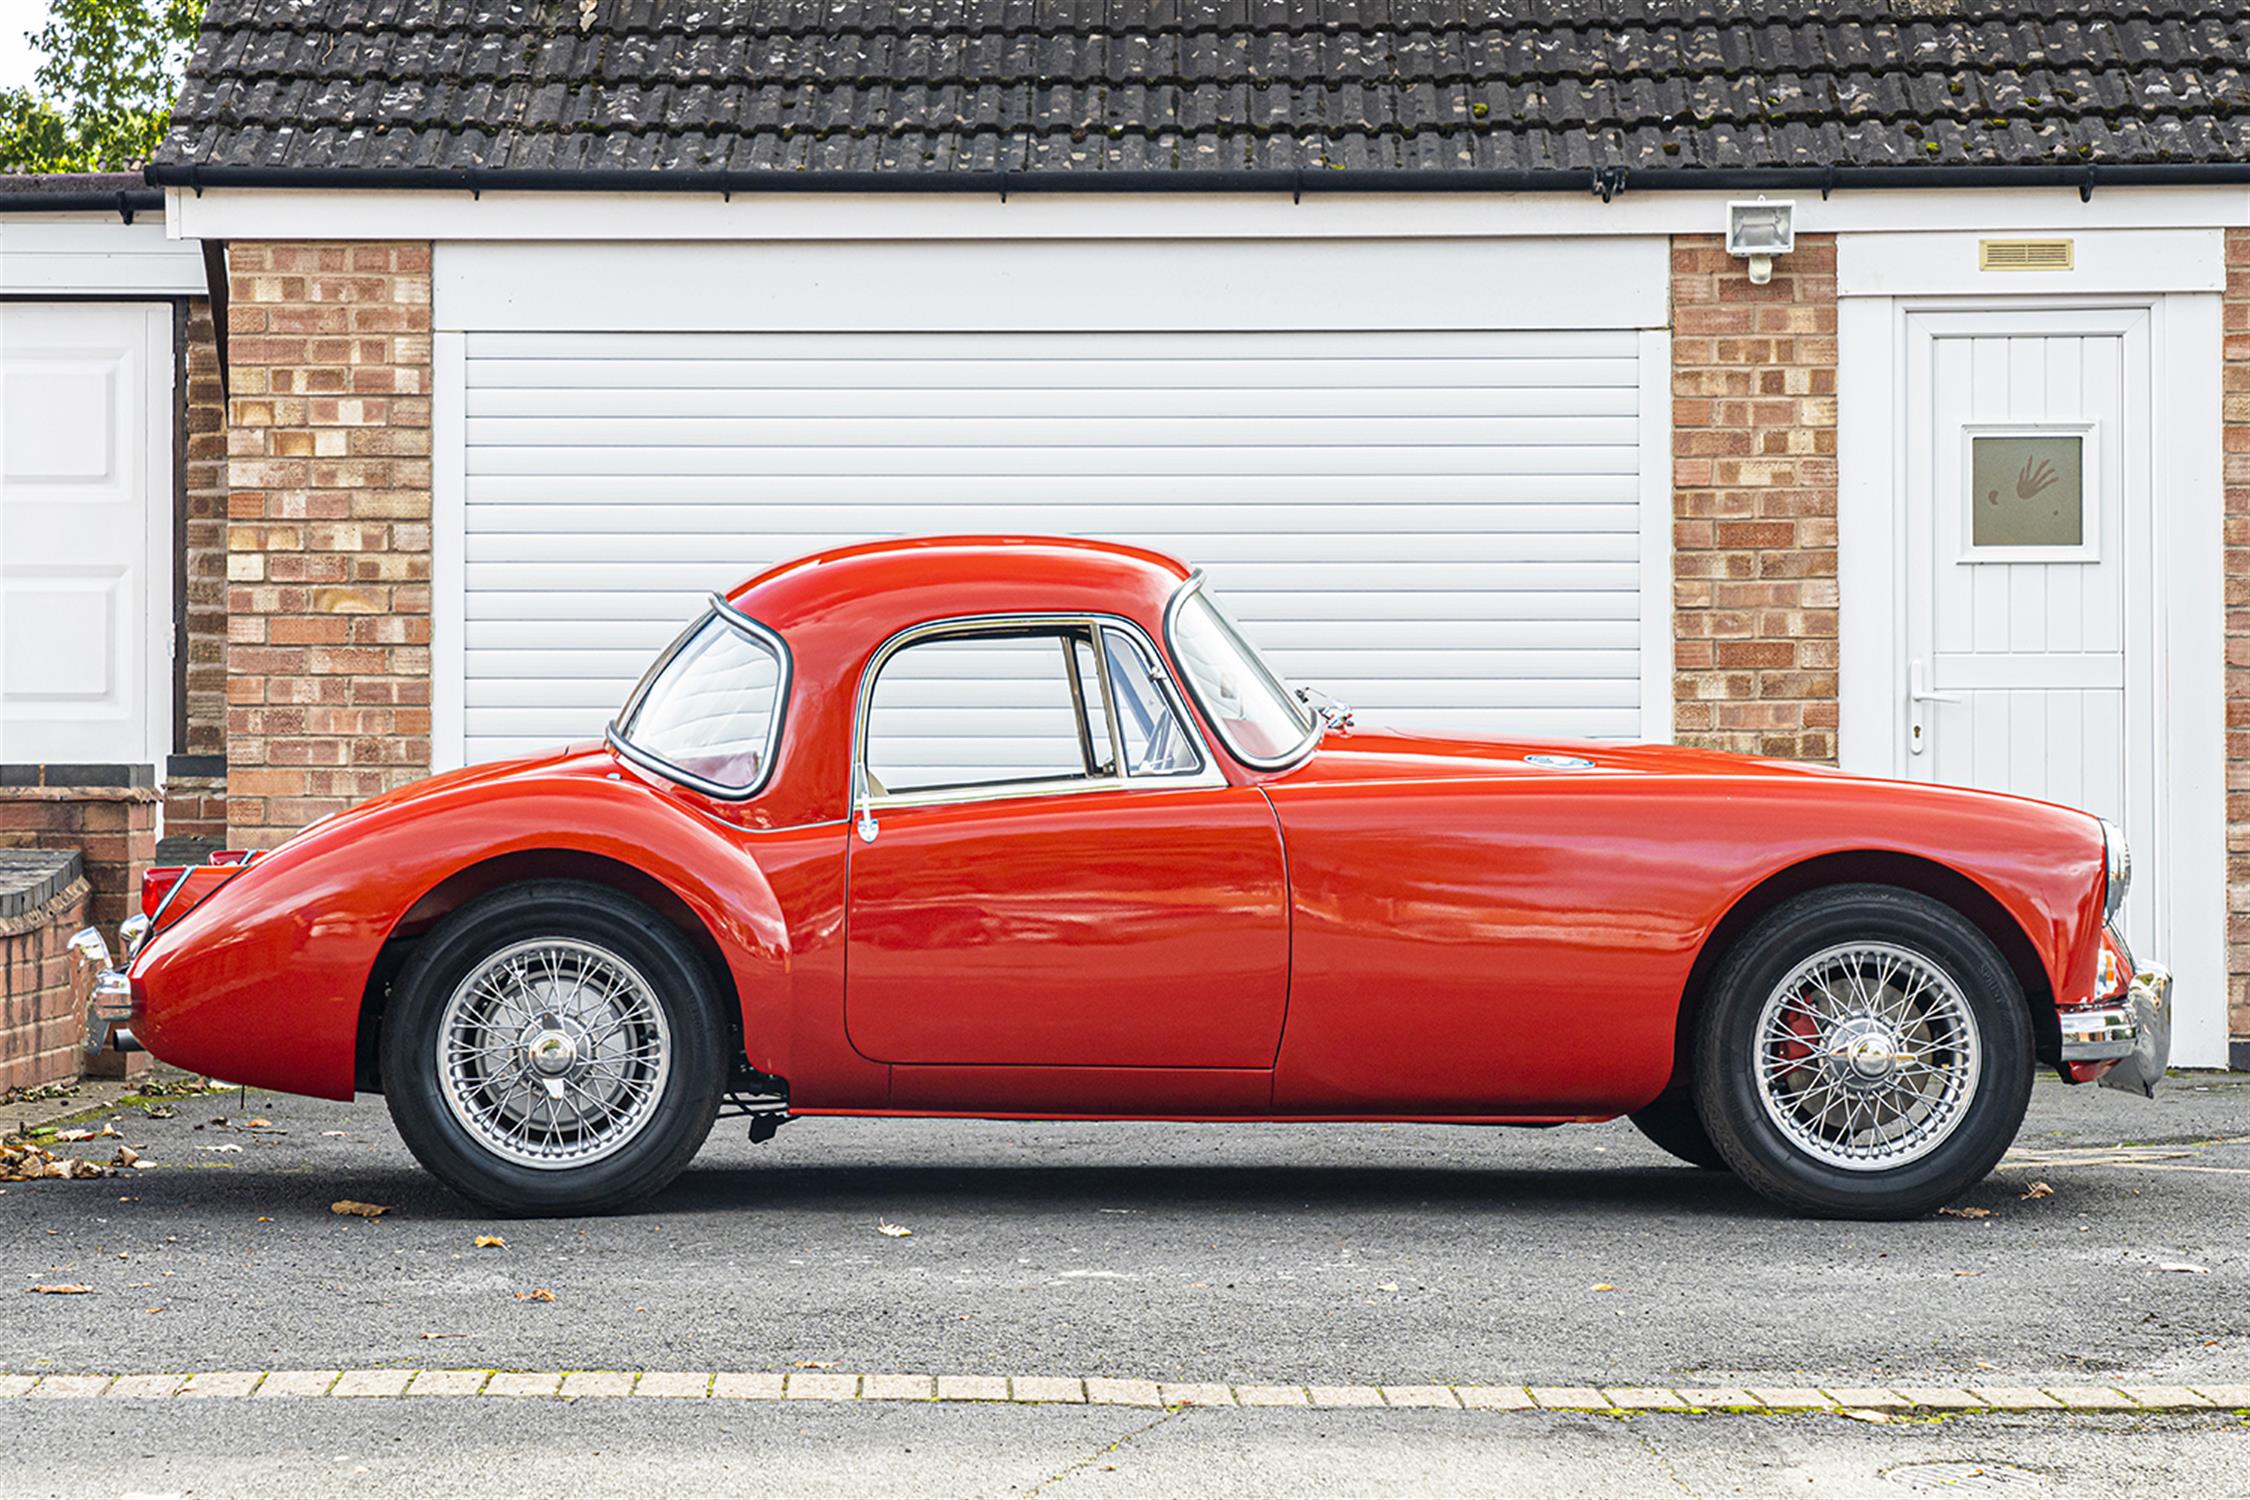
[2058, 965, 2171, 1098]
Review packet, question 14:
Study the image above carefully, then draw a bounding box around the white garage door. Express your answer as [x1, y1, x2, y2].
[457, 328, 1656, 766]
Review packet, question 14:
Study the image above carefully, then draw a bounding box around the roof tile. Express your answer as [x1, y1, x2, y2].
[155, 0, 2250, 177]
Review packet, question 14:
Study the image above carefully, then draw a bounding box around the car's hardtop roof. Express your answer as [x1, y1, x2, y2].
[722, 535, 1195, 636]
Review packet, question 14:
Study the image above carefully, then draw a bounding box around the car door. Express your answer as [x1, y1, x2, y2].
[844, 617, 1290, 1069]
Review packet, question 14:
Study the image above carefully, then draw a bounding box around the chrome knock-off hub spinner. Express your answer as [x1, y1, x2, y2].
[524, 1024, 580, 1078]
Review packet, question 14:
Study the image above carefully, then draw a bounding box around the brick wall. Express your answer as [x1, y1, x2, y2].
[0, 788, 158, 931]
[160, 775, 229, 846]
[223, 243, 433, 847]
[183, 297, 228, 760]
[1669, 233, 1840, 763]
[2225, 227, 2250, 1047]
[0, 867, 93, 1094]
[165, 296, 232, 845]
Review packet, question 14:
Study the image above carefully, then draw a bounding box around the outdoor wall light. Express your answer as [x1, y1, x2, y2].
[1725, 198, 1796, 285]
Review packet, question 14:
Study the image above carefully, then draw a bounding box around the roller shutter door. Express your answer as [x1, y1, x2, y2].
[460, 328, 1651, 765]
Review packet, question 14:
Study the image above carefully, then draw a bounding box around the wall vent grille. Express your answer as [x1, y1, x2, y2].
[1978, 238, 2074, 272]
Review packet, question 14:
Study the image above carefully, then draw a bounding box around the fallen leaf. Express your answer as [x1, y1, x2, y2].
[2020, 1181, 2055, 1200]
[1376, 1282, 1401, 1293]
[514, 1287, 556, 1303]
[420, 1332, 466, 1341]
[330, 1200, 392, 1218]
[2157, 1262, 2210, 1275]
[791, 1360, 834, 1370]
[28, 1284, 92, 1295]
[257, 1217, 273, 1223]
[111, 1146, 139, 1169]
[245, 1119, 272, 1129]
[474, 1235, 506, 1249]
[1937, 1206, 1993, 1220]
[1589, 1283, 1616, 1293]
[877, 1221, 912, 1238]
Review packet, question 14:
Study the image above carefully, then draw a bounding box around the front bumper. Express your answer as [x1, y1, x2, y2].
[72, 928, 143, 1058]
[2057, 965, 2171, 1098]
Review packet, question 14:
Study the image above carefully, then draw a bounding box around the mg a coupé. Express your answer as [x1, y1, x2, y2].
[82, 537, 2168, 1219]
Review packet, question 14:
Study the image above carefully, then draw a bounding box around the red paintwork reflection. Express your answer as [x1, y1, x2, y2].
[123, 537, 2112, 1123]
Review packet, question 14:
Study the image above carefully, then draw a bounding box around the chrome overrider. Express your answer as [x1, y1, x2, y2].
[2058, 964, 2172, 1099]
[75, 914, 148, 1058]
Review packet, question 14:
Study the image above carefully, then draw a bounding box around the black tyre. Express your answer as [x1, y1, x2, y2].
[1691, 884, 2032, 1220]
[1628, 1091, 1729, 1171]
[380, 880, 727, 1216]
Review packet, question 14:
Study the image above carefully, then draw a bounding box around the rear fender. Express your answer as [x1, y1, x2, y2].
[130, 775, 795, 1100]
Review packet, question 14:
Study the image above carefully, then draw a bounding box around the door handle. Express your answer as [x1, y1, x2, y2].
[1909, 660, 1962, 705]
[851, 764, 879, 843]
[1907, 660, 1960, 757]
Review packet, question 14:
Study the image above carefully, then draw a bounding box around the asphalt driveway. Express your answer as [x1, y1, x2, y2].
[3, 1070, 2245, 1387]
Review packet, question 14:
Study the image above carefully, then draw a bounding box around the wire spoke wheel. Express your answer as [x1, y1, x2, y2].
[435, 937, 673, 1171]
[1752, 940, 1981, 1173]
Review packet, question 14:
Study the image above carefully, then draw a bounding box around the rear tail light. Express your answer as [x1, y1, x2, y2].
[136, 849, 262, 933]
[139, 867, 189, 920]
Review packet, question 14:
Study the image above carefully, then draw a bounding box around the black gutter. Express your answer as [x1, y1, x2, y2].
[144, 160, 2250, 200]
[0, 186, 165, 220]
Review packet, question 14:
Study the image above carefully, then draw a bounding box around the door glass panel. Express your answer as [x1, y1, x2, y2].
[1101, 627, 1204, 777]
[1969, 432, 2085, 549]
[865, 631, 1098, 795]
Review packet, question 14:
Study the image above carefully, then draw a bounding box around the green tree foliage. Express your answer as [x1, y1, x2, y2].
[0, 0, 205, 173]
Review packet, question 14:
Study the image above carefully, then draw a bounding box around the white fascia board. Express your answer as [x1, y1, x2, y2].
[433, 236, 1670, 333]
[167, 183, 2250, 245]
[1838, 227, 2224, 297]
[0, 218, 207, 295]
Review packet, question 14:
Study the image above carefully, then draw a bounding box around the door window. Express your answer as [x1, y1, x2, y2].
[861, 620, 1209, 800]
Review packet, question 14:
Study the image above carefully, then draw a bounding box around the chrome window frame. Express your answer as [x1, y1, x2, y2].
[1162, 572, 1320, 773]
[853, 612, 1223, 812]
[606, 592, 793, 802]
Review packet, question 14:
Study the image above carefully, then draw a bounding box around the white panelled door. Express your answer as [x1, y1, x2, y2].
[0, 302, 172, 765]
[456, 329, 1653, 766]
[1903, 306, 2154, 942]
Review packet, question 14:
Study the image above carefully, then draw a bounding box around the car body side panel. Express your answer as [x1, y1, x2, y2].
[843, 785, 1290, 1070]
[1264, 763, 2107, 1116]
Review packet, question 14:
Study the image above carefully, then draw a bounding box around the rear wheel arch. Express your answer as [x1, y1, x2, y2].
[354, 849, 745, 1093]
[1662, 850, 2059, 1099]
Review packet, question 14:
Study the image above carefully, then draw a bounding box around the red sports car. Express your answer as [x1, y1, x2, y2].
[84, 537, 2168, 1219]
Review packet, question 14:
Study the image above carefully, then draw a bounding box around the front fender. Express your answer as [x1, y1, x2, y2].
[131, 763, 798, 1100]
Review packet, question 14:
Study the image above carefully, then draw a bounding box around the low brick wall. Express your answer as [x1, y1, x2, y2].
[0, 851, 93, 1093]
[0, 786, 158, 932]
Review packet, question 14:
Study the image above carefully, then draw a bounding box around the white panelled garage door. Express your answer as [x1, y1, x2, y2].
[459, 328, 1652, 764]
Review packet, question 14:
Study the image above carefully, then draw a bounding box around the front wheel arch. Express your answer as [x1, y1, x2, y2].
[1661, 852, 2060, 1105]
[355, 849, 744, 1093]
